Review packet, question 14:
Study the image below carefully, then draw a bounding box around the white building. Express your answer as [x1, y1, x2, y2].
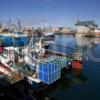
[75, 20, 97, 35]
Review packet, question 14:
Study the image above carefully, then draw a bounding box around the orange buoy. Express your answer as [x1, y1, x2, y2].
[72, 61, 83, 70]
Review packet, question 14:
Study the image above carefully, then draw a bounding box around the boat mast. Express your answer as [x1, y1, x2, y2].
[0, 21, 2, 29]
[17, 18, 22, 32]
[12, 34, 15, 66]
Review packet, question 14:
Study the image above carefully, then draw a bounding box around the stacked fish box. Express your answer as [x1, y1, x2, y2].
[37, 57, 71, 84]
[37, 61, 60, 84]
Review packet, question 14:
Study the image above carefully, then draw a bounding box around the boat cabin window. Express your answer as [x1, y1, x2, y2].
[3, 49, 9, 57]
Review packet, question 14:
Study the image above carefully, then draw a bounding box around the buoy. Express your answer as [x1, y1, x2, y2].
[72, 61, 83, 70]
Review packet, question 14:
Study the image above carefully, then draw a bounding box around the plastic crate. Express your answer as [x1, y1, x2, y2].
[38, 70, 61, 84]
[37, 57, 69, 84]
[38, 61, 58, 73]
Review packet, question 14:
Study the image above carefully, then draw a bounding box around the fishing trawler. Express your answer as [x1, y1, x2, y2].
[0, 48, 23, 83]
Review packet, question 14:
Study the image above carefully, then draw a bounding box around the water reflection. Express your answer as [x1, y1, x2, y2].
[94, 38, 100, 44]
[49, 34, 76, 55]
[71, 69, 88, 84]
[75, 36, 100, 62]
[76, 36, 95, 47]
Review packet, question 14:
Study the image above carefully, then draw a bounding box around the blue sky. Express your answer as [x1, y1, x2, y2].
[0, 0, 100, 27]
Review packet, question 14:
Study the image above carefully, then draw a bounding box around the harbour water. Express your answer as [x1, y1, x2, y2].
[47, 34, 100, 100]
[1, 34, 100, 100]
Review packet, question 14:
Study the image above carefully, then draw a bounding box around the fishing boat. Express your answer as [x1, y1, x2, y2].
[41, 27, 55, 41]
[0, 34, 30, 47]
[43, 32, 55, 38]
[0, 46, 23, 84]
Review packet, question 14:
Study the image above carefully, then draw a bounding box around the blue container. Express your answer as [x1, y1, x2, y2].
[43, 63, 51, 73]
[51, 62, 54, 72]
[38, 63, 43, 71]
[51, 72, 55, 82]
[37, 58, 63, 84]
[58, 70, 61, 78]
[41, 73, 52, 84]
[1, 36, 30, 47]
[51, 62, 56, 72]
[38, 62, 58, 74]
[38, 70, 61, 84]
[38, 71, 43, 80]
[56, 61, 61, 70]
[43, 73, 48, 84]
